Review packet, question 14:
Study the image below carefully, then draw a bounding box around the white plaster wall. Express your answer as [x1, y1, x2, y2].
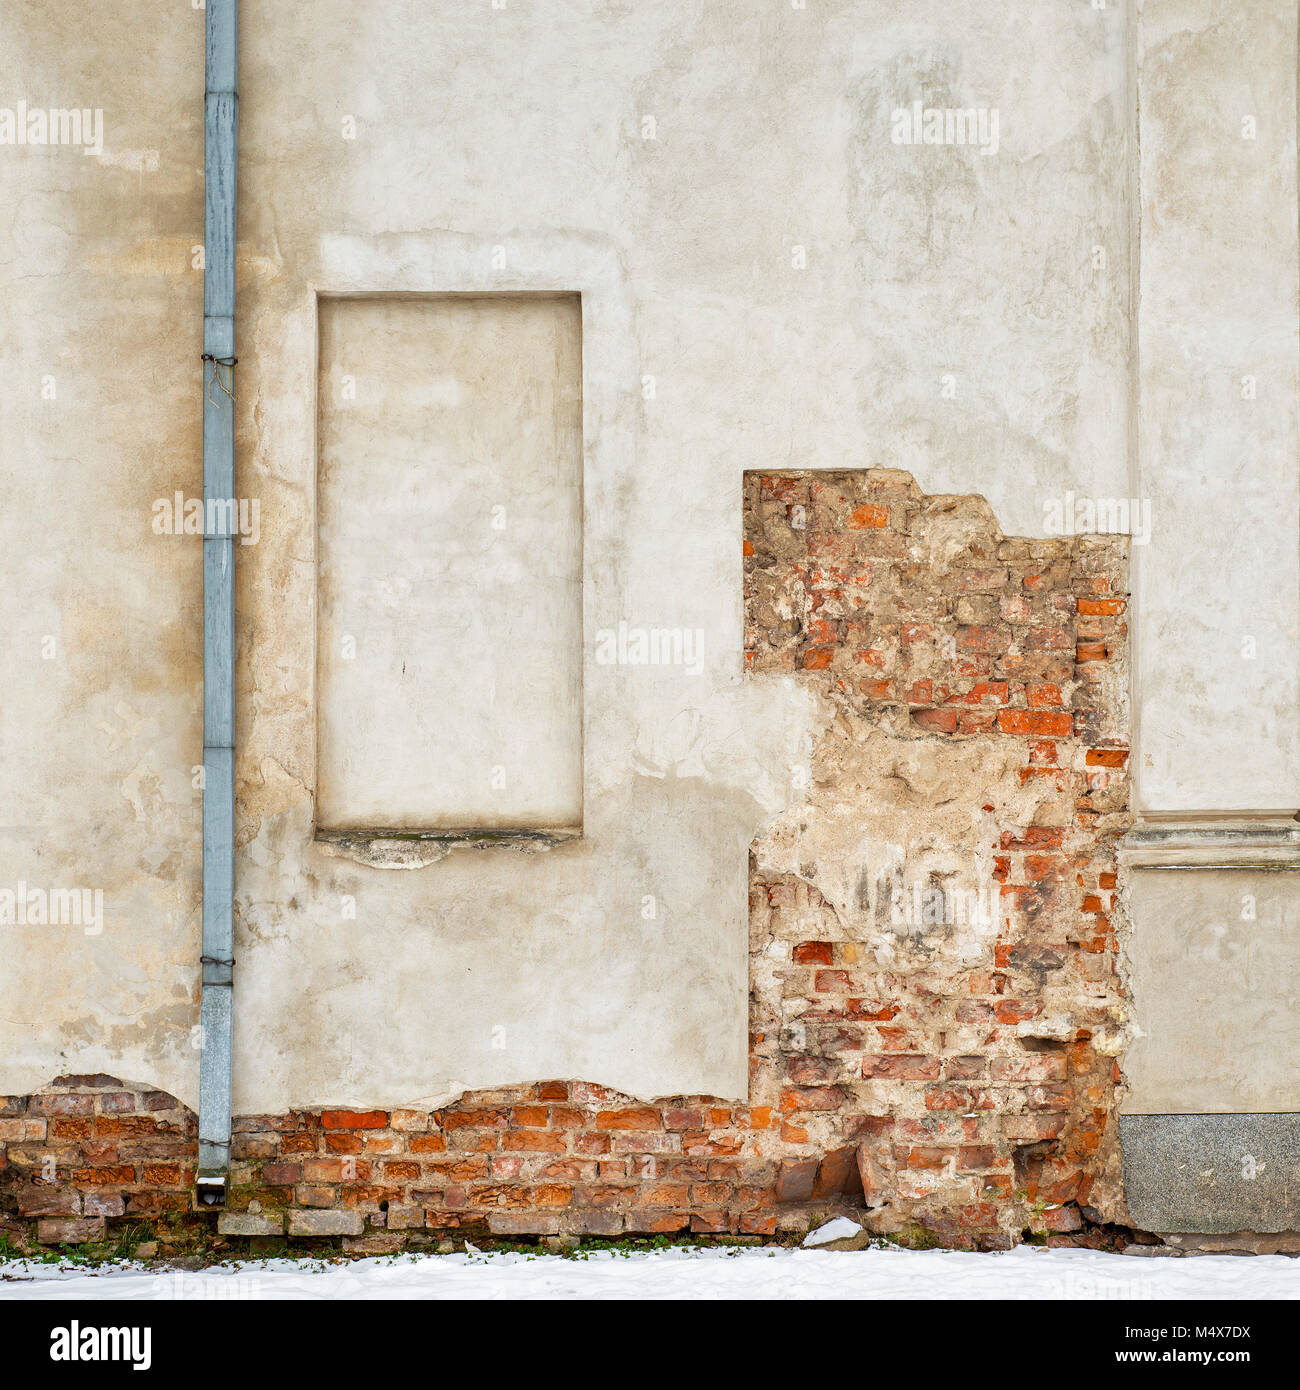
[1134, 0, 1300, 816]
[1123, 869, 1300, 1113]
[315, 293, 585, 833]
[2, 1, 1133, 1111]
[1121, 0, 1300, 1118]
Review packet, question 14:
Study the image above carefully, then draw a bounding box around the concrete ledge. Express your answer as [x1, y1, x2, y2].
[1120, 1113, 1300, 1233]
[1119, 819, 1300, 870]
[315, 827, 581, 870]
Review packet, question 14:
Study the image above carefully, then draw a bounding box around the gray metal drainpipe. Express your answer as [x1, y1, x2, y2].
[197, 0, 238, 1206]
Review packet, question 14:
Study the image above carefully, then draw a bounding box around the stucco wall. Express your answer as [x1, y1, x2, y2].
[1121, 0, 1300, 1147]
[9, 0, 1290, 1146]
[1133, 0, 1300, 815]
[1123, 869, 1300, 1115]
[315, 292, 586, 834]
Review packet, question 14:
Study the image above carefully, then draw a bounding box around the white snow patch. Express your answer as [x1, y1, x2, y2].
[1, 1245, 1297, 1301]
[803, 1217, 863, 1247]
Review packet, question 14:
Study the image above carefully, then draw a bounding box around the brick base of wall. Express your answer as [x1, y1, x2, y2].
[1, 1073, 1138, 1254]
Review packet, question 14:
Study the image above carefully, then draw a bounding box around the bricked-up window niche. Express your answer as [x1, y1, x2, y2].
[314, 293, 584, 842]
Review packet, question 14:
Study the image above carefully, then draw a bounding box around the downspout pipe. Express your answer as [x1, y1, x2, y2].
[197, 0, 238, 1206]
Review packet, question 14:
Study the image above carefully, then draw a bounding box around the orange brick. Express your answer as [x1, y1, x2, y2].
[595, 1108, 662, 1131]
[997, 710, 1073, 737]
[321, 1110, 389, 1130]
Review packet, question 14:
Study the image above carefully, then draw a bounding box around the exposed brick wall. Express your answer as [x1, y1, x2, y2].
[0, 1078, 802, 1251]
[0, 470, 1133, 1252]
[743, 470, 1131, 1243]
[0, 1078, 195, 1247]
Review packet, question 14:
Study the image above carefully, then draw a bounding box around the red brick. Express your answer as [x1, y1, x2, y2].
[321, 1110, 389, 1130]
[947, 681, 1010, 707]
[533, 1184, 574, 1208]
[1042, 1203, 1083, 1231]
[925, 1086, 993, 1112]
[663, 1108, 703, 1131]
[499, 1131, 567, 1153]
[443, 1109, 507, 1131]
[639, 1184, 690, 1207]
[847, 999, 900, 1021]
[1002, 1115, 1065, 1142]
[594, 1108, 661, 1131]
[92, 1115, 161, 1138]
[775, 1159, 816, 1202]
[1000, 826, 1067, 850]
[814, 969, 852, 991]
[861, 1055, 940, 1081]
[786, 1057, 839, 1086]
[689, 1210, 732, 1234]
[71, 1165, 135, 1185]
[31, 1094, 94, 1116]
[779, 1086, 845, 1111]
[911, 707, 958, 734]
[848, 504, 889, 529]
[1026, 682, 1064, 709]
[956, 626, 1009, 654]
[408, 1134, 447, 1154]
[813, 1145, 860, 1197]
[990, 1054, 1066, 1082]
[50, 1118, 92, 1140]
[625, 1213, 689, 1233]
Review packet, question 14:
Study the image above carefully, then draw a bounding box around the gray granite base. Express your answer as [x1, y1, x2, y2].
[1120, 1113, 1300, 1234]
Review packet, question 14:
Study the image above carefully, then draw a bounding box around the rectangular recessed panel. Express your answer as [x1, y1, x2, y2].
[1121, 868, 1300, 1114]
[316, 294, 583, 834]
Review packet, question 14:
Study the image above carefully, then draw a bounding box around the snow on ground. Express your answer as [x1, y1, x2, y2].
[1, 1244, 1296, 1300]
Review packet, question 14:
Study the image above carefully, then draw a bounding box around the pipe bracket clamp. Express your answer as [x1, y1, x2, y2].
[200, 954, 234, 986]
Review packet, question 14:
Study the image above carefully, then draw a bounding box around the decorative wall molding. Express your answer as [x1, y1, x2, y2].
[1119, 818, 1300, 871]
